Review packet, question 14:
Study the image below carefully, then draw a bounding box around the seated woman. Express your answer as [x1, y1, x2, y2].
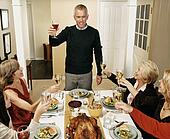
[104, 60, 159, 138]
[115, 69, 170, 139]
[0, 59, 58, 130]
[0, 88, 50, 138]
[115, 102, 170, 139]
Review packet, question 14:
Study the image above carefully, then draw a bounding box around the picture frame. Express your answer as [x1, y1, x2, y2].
[3, 32, 11, 55]
[0, 9, 9, 30]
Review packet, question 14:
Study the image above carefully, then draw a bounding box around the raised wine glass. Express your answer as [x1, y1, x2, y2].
[116, 70, 124, 87]
[53, 74, 62, 86]
[100, 63, 106, 74]
[52, 20, 59, 38]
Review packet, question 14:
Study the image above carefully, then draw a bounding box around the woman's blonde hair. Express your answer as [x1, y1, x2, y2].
[0, 59, 19, 86]
[161, 69, 170, 100]
[139, 60, 159, 84]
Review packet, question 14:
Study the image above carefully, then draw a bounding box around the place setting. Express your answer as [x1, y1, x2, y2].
[102, 111, 142, 139]
[33, 123, 61, 139]
[69, 88, 90, 99]
[41, 91, 64, 118]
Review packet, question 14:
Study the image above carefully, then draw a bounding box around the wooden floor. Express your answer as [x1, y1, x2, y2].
[30, 78, 116, 102]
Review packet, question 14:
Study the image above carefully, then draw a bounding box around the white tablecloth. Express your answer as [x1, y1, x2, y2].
[39, 90, 140, 139]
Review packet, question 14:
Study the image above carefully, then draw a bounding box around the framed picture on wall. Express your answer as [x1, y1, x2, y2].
[3, 33, 11, 55]
[0, 9, 9, 30]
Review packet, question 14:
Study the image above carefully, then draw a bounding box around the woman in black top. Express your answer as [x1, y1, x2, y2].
[104, 60, 159, 138]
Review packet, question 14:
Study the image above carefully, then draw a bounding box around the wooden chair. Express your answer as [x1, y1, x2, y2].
[43, 43, 52, 61]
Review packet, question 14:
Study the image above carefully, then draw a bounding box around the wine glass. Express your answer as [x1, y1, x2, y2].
[103, 112, 115, 129]
[116, 70, 124, 87]
[52, 20, 59, 38]
[41, 91, 51, 104]
[94, 90, 101, 103]
[100, 63, 106, 75]
[53, 74, 62, 86]
[17, 125, 30, 139]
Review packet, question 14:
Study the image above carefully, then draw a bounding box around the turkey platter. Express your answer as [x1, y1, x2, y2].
[66, 113, 102, 139]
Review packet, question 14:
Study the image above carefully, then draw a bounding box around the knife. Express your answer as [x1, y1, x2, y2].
[112, 121, 126, 130]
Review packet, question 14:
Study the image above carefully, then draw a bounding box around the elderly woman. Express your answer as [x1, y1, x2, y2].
[0, 59, 58, 130]
[115, 69, 170, 139]
[104, 60, 159, 138]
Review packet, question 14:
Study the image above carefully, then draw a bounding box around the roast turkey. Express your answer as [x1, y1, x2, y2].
[66, 113, 102, 139]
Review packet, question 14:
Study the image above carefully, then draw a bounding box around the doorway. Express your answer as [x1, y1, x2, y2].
[98, 1, 129, 73]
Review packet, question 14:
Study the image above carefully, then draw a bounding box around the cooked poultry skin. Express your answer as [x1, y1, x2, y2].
[66, 113, 102, 139]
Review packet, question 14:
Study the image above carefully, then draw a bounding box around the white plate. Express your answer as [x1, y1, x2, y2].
[109, 124, 142, 139]
[34, 124, 61, 139]
[69, 89, 89, 98]
[102, 97, 116, 109]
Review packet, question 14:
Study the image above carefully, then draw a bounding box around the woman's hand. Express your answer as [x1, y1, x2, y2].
[33, 101, 50, 123]
[115, 101, 133, 113]
[103, 69, 112, 77]
[119, 78, 132, 87]
[119, 78, 138, 96]
[47, 85, 60, 93]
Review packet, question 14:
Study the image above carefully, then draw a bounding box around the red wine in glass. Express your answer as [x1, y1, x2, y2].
[52, 23, 59, 30]
[17, 125, 30, 139]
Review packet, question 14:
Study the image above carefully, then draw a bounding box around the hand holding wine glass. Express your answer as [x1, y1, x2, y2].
[17, 125, 30, 139]
[53, 74, 62, 86]
[116, 70, 124, 86]
[100, 63, 106, 75]
[48, 20, 59, 38]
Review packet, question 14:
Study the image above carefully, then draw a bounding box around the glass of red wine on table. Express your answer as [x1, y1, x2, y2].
[17, 125, 30, 139]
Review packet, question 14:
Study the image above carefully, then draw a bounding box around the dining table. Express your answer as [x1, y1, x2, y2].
[35, 90, 142, 139]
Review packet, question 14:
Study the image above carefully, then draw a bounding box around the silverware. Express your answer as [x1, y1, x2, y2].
[111, 121, 126, 130]
[62, 92, 64, 99]
[41, 115, 57, 118]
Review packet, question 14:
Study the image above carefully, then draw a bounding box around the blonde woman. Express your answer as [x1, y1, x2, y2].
[115, 69, 170, 139]
[0, 59, 58, 130]
[104, 60, 159, 138]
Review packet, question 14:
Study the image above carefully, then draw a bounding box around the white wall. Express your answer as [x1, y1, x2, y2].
[31, 0, 51, 59]
[150, 0, 170, 80]
[0, 0, 16, 60]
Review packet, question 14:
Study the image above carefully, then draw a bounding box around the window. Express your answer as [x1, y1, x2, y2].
[134, 4, 151, 50]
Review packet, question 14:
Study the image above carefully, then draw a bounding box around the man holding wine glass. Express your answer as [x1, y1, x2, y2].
[48, 4, 103, 91]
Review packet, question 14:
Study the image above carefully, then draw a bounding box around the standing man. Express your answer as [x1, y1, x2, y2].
[48, 4, 103, 90]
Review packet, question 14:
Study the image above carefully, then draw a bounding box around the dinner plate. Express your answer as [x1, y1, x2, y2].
[47, 97, 63, 112]
[69, 89, 89, 98]
[102, 97, 116, 109]
[48, 104, 58, 111]
[34, 124, 61, 139]
[109, 124, 142, 139]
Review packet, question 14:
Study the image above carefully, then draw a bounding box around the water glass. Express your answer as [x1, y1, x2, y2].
[103, 112, 115, 129]
[94, 90, 101, 103]
[41, 91, 51, 103]
[17, 125, 30, 139]
[73, 91, 79, 99]
[71, 108, 80, 117]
